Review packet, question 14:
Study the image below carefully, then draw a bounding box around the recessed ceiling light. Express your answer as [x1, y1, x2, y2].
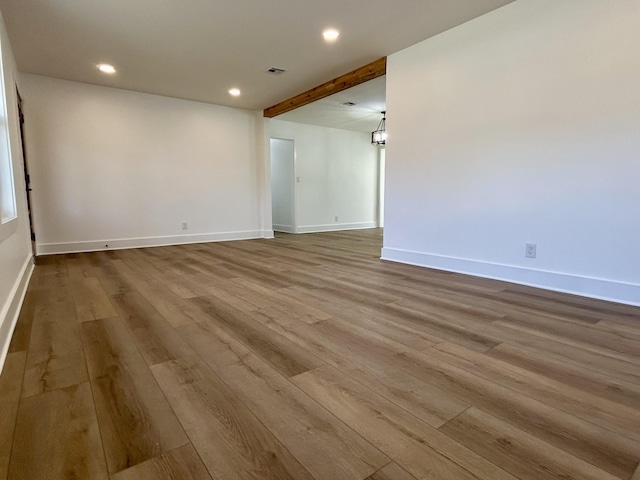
[228, 88, 241, 97]
[323, 29, 340, 42]
[97, 63, 116, 74]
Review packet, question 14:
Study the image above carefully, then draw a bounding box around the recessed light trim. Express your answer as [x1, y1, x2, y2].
[97, 63, 116, 74]
[228, 88, 241, 97]
[323, 29, 340, 42]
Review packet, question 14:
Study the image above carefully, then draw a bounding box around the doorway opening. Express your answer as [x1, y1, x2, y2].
[270, 138, 296, 233]
[267, 75, 385, 237]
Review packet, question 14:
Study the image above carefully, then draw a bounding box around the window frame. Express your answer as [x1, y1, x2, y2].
[0, 29, 18, 244]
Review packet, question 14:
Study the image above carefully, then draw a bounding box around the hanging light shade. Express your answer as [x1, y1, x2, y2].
[371, 111, 387, 145]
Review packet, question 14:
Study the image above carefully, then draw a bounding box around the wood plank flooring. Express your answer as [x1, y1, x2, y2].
[1, 228, 640, 480]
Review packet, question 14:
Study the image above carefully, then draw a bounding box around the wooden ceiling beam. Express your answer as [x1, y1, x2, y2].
[263, 57, 386, 118]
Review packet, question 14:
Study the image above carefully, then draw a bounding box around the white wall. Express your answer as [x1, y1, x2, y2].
[270, 119, 378, 233]
[21, 74, 272, 254]
[383, 0, 640, 305]
[0, 10, 34, 371]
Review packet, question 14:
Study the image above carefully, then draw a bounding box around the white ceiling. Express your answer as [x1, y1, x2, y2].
[0, 0, 513, 112]
[277, 75, 386, 133]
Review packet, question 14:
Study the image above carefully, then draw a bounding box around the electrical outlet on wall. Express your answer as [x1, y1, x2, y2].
[525, 243, 537, 258]
[334, 216, 339, 222]
[182, 222, 188, 230]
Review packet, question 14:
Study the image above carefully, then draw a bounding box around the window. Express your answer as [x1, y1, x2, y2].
[0, 31, 16, 241]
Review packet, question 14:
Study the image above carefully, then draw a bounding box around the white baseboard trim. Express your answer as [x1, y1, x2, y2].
[273, 224, 295, 234]
[297, 222, 378, 234]
[0, 255, 34, 374]
[381, 247, 640, 307]
[37, 230, 274, 255]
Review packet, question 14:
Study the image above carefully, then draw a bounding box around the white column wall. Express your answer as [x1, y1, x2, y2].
[383, 0, 640, 305]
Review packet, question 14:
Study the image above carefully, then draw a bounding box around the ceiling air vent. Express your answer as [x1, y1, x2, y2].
[341, 102, 356, 107]
[265, 67, 286, 74]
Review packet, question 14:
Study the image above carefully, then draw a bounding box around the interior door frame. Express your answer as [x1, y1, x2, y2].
[16, 87, 37, 257]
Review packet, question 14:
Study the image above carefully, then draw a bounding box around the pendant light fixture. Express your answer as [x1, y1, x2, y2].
[371, 111, 387, 145]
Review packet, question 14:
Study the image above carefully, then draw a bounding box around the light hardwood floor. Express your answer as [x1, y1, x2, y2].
[1, 229, 640, 480]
